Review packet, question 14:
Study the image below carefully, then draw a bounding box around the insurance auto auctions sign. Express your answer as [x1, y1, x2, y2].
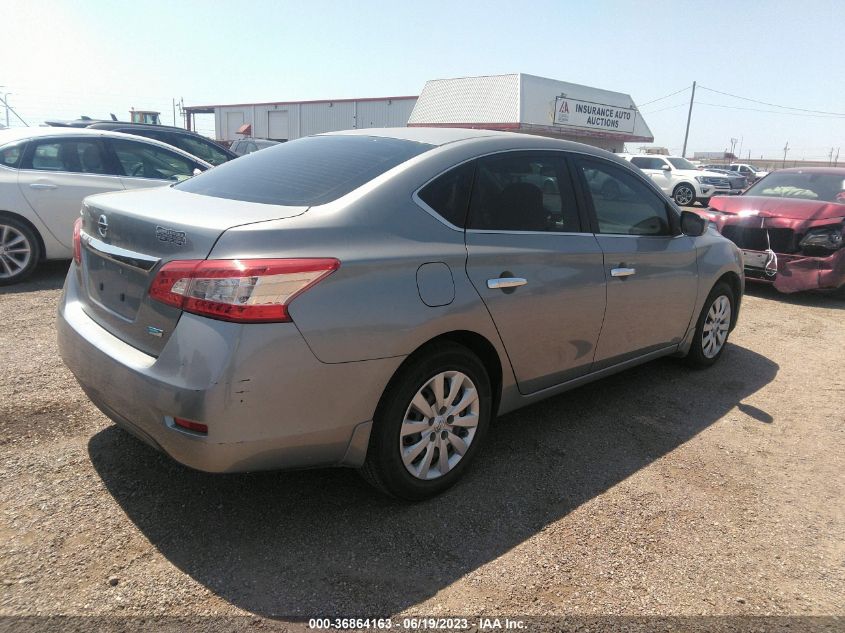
[553, 96, 636, 134]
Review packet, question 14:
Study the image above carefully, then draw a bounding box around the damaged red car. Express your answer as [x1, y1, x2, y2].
[698, 168, 845, 296]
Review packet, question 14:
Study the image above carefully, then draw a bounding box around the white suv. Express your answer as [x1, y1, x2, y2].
[617, 154, 733, 207]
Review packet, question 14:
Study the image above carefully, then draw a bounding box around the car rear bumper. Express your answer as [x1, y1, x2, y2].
[57, 267, 402, 473]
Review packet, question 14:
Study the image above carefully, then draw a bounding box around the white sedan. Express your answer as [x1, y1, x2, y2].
[0, 127, 211, 284]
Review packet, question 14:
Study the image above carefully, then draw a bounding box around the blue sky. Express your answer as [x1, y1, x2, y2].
[1, 0, 843, 159]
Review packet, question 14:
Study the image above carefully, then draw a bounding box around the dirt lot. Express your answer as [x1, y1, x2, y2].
[0, 261, 843, 628]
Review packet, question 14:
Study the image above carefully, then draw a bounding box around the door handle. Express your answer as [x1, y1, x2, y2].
[610, 267, 636, 278]
[487, 277, 527, 289]
[29, 183, 57, 190]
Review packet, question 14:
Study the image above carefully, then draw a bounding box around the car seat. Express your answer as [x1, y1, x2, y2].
[492, 183, 547, 231]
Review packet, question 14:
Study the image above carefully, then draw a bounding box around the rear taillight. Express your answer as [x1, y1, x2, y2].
[148, 258, 339, 323]
[72, 217, 82, 265]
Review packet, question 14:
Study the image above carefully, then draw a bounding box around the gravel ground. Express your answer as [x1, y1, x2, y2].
[0, 261, 842, 628]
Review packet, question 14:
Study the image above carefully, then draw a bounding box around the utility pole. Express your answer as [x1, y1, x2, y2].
[782, 141, 789, 167]
[0, 87, 9, 128]
[729, 137, 738, 160]
[172, 98, 177, 127]
[835, 148, 840, 167]
[830, 148, 835, 167]
[681, 81, 696, 158]
[0, 92, 27, 127]
[737, 136, 743, 161]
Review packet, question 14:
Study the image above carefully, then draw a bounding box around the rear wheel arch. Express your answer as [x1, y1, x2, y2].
[377, 330, 503, 422]
[0, 210, 46, 261]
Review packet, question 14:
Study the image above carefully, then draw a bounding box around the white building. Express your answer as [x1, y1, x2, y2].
[408, 73, 654, 152]
[186, 73, 653, 152]
[185, 96, 418, 142]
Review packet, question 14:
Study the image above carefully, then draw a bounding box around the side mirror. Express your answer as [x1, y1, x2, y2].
[680, 210, 707, 237]
[661, 164, 671, 171]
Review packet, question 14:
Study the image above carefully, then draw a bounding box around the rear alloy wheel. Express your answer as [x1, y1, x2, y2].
[685, 281, 735, 368]
[0, 218, 40, 285]
[673, 183, 696, 206]
[360, 342, 492, 500]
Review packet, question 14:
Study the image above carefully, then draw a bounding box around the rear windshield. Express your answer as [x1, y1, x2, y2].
[175, 135, 433, 206]
[744, 171, 845, 203]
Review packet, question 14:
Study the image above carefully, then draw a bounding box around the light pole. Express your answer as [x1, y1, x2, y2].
[3, 93, 12, 128]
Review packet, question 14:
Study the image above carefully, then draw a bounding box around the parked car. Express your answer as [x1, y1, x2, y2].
[57, 129, 743, 500]
[618, 154, 733, 206]
[0, 127, 211, 284]
[230, 138, 282, 156]
[698, 167, 845, 296]
[85, 122, 235, 166]
[730, 163, 769, 182]
[698, 167, 748, 193]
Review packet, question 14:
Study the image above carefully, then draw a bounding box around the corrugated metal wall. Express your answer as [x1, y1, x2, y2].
[214, 98, 418, 141]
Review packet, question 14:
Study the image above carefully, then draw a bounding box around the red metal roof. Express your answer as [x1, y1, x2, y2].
[185, 95, 418, 112]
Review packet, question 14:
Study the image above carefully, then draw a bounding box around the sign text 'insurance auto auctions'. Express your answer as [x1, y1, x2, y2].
[553, 96, 637, 134]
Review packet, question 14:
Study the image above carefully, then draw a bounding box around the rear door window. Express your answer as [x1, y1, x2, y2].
[630, 157, 664, 170]
[467, 152, 581, 232]
[176, 135, 433, 206]
[25, 139, 112, 174]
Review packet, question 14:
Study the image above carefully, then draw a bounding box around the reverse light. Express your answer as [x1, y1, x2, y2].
[149, 258, 340, 323]
[72, 217, 82, 265]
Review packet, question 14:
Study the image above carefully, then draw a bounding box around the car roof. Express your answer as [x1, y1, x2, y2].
[323, 127, 629, 161]
[87, 121, 209, 135]
[0, 126, 213, 167]
[326, 127, 524, 146]
[773, 167, 845, 175]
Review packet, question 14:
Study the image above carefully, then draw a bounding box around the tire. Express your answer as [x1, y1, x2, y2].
[0, 216, 40, 286]
[684, 281, 735, 368]
[673, 183, 696, 207]
[359, 342, 493, 500]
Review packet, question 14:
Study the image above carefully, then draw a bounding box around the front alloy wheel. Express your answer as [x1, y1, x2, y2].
[673, 183, 695, 206]
[701, 295, 731, 359]
[685, 281, 735, 368]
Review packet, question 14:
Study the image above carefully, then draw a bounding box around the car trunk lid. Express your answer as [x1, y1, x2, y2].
[78, 187, 307, 356]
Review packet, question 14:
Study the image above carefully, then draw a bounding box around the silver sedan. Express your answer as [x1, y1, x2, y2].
[58, 128, 744, 500]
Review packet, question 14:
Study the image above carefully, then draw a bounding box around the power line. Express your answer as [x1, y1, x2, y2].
[641, 102, 688, 115]
[698, 85, 845, 117]
[637, 86, 690, 108]
[697, 101, 845, 119]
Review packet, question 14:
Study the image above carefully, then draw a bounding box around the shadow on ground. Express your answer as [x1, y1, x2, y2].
[744, 282, 845, 310]
[0, 260, 69, 294]
[88, 343, 777, 618]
